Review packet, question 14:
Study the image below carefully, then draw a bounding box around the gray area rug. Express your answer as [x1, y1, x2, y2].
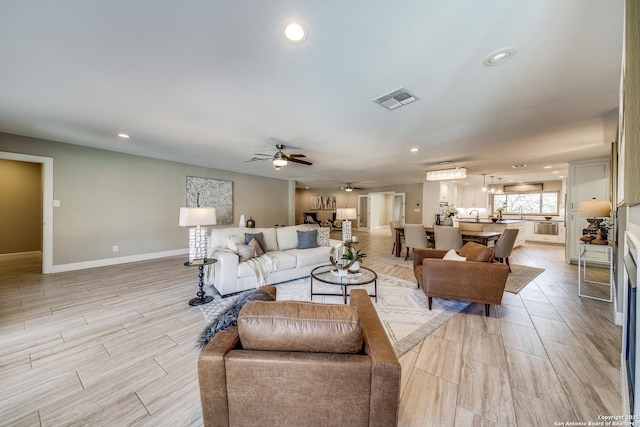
[372, 253, 544, 294]
[200, 273, 468, 358]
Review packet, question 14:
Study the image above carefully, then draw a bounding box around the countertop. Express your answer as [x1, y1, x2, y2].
[456, 219, 526, 224]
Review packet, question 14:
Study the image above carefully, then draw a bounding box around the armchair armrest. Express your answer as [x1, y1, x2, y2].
[413, 248, 449, 271]
[198, 327, 241, 427]
[350, 289, 400, 427]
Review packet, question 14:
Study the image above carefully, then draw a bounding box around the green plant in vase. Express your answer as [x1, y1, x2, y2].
[342, 248, 367, 272]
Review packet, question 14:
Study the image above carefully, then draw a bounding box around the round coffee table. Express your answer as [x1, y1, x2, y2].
[310, 265, 377, 304]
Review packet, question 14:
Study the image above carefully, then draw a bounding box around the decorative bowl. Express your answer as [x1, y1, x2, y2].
[491, 217, 498, 223]
[544, 216, 552, 220]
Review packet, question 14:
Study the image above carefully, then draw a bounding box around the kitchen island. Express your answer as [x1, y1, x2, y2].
[455, 219, 527, 247]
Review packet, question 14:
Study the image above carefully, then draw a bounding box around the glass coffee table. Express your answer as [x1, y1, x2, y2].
[310, 265, 377, 304]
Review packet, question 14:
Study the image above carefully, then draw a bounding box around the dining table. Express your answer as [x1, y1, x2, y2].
[393, 226, 502, 257]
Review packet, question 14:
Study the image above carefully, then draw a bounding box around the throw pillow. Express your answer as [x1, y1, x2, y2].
[297, 229, 318, 249]
[443, 249, 466, 262]
[244, 232, 266, 253]
[236, 244, 256, 262]
[226, 234, 245, 252]
[316, 227, 330, 246]
[248, 238, 264, 256]
[198, 289, 276, 349]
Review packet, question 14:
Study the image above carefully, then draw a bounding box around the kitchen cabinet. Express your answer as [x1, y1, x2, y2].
[523, 222, 535, 240]
[457, 186, 487, 208]
[566, 158, 610, 263]
[439, 182, 457, 204]
[483, 221, 526, 247]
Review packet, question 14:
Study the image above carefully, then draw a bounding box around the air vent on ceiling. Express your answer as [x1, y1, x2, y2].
[373, 87, 419, 110]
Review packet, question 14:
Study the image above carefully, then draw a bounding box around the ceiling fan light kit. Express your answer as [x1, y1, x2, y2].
[426, 167, 467, 181]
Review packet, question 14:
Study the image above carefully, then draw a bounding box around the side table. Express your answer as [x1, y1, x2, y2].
[578, 243, 613, 302]
[184, 258, 217, 306]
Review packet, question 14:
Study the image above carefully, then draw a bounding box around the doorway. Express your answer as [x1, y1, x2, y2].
[361, 192, 405, 233]
[0, 151, 53, 273]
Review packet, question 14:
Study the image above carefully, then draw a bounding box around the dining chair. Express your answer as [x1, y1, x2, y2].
[433, 226, 464, 250]
[403, 224, 429, 260]
[390, 221, 404, 254]
[493, 228, 519, 272]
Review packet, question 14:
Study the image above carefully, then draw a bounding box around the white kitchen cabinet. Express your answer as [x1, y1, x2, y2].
[566, 158, 610, 263]
[523, 222, 535, 240]
[439, 182, 457, 204]
[457, 186, 487, 208]
[559, 225, 566, 243]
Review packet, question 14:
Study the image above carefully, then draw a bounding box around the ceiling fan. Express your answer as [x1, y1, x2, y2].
[339, 183, 364, 192]
[251, 144, 312, 169]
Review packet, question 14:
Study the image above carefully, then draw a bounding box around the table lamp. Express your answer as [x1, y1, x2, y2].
[179, 207, 217, 264]
[336, 208, 357, 242]
[578, 198, 611, 233]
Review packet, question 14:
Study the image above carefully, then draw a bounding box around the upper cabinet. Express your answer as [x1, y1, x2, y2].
[567, 159, 610, 210]
[439, 182, 457, 204]
[457, 186, 487, 208]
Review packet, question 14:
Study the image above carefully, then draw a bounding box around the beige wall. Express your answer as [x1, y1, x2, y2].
[295, 187, 361, 224]
[0, 133, 290, 265]
[366, 182, 425, 224]
[0, 159, 42, 254]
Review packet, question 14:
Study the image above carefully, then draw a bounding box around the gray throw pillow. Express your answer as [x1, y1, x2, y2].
[297, 229, 318, 249]
[244, 232, 266, 252]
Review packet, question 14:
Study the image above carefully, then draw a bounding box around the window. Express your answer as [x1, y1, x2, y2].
[492, 191, 559, 215]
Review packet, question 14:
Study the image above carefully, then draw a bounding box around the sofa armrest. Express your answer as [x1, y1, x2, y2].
[198, 326, 241, 427]
[413, 248, 448, 271]
[208, 250, 239, 295]
[350, 289, 400, 427]
[423, 259, 509, 304]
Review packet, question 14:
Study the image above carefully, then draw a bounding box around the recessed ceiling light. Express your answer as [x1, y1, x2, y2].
[117, 133, 130, 139]
[284, 22, 307, 43]
[483, 48, 517, 66]
[509, 179, 514, 182]
[410, 148, 419, 152]
[552, 171, 560, 174]
[543, 165, 552, 169]
[559, 176, 565, 178]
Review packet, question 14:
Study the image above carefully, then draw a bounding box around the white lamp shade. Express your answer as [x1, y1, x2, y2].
[578, 199, 611, 218]
[336, 208, 357, 220]
[179, 207, 217, 227]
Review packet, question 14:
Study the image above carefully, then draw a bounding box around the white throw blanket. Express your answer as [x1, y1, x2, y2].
[244, 254, 279, 286]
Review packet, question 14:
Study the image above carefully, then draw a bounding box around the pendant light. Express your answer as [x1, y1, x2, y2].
[489, 176, 496, 194]
[496, 178, 503, 194]
[481, 173, 487, 192]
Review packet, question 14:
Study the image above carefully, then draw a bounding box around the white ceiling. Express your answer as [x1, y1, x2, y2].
[0, 0, 625, 190]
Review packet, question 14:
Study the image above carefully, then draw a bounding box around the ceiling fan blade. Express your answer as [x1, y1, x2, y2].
[254, 153, 272, 157]
[286, 153, 306, 158]
[288, 157, 312, 166]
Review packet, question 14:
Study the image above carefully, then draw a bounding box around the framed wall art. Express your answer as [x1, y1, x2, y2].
[186, 176, 233, 224]
[310, 195, 336, 210]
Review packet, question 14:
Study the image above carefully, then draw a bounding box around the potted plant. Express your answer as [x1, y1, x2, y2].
[438, 205, 459, 226]
[342, 248, 367, 272]
[598, 218, 613, 241]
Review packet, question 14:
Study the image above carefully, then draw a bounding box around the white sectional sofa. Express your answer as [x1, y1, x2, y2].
[206, 224, 336, 296]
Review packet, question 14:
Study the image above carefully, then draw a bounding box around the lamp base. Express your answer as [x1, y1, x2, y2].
[585, 218, 603, 232]
[342, 220, 352, 242]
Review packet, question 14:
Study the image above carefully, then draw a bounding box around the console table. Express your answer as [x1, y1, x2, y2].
[577, 243, 613, 302]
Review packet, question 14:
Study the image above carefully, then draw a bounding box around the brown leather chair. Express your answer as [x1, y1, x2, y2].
[198, 286, 401, 427]
[413, 242, 509, 316]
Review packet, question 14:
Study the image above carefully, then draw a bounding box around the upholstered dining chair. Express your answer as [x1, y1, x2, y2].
[403, 223, 429, 260]
[390, 221, 404, 254]
[433, 225, 463, 250]
[493, 228, 519, 272]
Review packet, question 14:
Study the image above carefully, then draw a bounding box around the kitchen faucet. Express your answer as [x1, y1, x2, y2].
[519, 207, 524, 219]
[469, 209, 480, 221]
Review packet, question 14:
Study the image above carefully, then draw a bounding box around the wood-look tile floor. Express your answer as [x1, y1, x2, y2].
[0, 230, 622, 426]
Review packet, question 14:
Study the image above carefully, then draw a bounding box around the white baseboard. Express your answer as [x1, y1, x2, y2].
[51, 248, 189, 273]
[0, 251, 42, 261]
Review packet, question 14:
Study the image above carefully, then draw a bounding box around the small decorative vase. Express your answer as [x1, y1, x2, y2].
[348, 261, 360, 273]
[246, 217, 255, 228]
[497, 211, 503, 220]
[442, 216, 454, 226]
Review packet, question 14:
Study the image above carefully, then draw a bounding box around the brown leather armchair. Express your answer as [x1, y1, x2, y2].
[413, 242, 509, 316]
[198, 286, 401, 427]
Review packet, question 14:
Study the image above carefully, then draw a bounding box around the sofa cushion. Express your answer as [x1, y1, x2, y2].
[267, 251, 297, 270]
[443, 249, 466, 262]
[238, 301, 363, 353]
[288, 246, 330, 268]
[458, 242, 494, 262]
[226, 234, 245, 251]
[244, 232, 266, 252]
[252, 228, 278, 251]
[297, 229, 318, 249]
[210, 227, 244, 249]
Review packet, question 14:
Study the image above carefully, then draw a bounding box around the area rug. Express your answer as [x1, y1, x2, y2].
[504, 264, 545, 294]
[372, 253, 544, 294]
[200, 273, 468, 358]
